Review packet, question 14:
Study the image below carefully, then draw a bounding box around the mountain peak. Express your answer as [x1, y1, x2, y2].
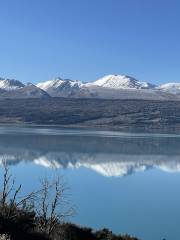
[26, 82, 35, 86]
[92, 74, 157, 89]
[0, 78, 24, 91]
[158, 82, 180, 94]
[36, 77, 83, 97]
[54, 77, 64, 81]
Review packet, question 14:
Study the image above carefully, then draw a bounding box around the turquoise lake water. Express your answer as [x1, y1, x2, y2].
[0, 126, 180, 240]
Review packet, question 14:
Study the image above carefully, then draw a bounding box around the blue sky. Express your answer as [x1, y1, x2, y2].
[0, 0, 180, 84]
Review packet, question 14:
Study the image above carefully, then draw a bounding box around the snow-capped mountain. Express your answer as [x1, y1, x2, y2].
[36, 77, 83, 97]
[14, 83, 50, 98]
[0, 83, 50, 99]
[0, 78, 24, 91]
[36, 74, 171, 100]
[37, 77, 82, 90]
[36, 75, 165, 99]
[37, 74, 157, 94]
[1, 74, 180, 100]
[158, 83, 180, 94]
[90, 74, 157, 89]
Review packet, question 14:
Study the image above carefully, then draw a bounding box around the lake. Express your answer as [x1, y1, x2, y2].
[0, 126, 180, 240]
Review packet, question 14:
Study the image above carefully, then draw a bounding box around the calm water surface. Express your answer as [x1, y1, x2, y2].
[0, 126, 180, 240]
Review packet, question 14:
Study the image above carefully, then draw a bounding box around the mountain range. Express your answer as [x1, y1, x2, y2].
[1, 74, 180, 99]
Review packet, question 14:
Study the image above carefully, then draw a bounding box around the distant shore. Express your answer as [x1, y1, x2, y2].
[0, 98, 180, 133]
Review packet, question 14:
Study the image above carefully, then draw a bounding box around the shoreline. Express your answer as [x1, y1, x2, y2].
[0, 122, 180, 135]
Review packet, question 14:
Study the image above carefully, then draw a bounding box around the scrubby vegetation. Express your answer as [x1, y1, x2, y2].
[0, 161, 139, 240]
[0, 98, 180, 130]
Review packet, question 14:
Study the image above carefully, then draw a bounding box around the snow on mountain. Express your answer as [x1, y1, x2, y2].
[37, 77, 82, 90]
[0, 83, 50, 98]
[158, 83, 180, 94]
[17, 83, 50, 98]
[37, 74, 176, 100]
[91, 74, 157, 89]
[36, 75, 168, 99]
[1, 74, 180, 99]
[0, 78, 24, 91]
[36, 77, 83, 97]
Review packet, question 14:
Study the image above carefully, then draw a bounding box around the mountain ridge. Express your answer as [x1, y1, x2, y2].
[0, 74, 180, 99]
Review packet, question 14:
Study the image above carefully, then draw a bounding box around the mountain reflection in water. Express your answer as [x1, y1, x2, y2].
[0, 127, 180, 177]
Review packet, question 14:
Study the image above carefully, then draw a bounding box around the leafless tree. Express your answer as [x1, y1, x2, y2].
[0, 159, 18, 207]
[0, 159, 39, 219]
[36, 176, 75, 237]
[0, 158, 75, 239]
[0, 160, 22, 217]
